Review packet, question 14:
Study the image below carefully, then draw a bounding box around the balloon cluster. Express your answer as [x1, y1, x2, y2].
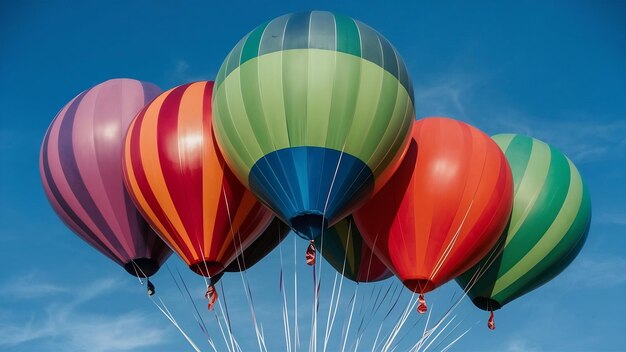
[40, 11, 591, 328]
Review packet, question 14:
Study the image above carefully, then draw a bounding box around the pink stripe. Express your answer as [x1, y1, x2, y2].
[47, 96, 127, 262]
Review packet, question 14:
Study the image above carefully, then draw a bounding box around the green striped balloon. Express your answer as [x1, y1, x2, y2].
[314, 216, 392, 283]
[212, 11, 414, 239]
[456, 134, 592, 311]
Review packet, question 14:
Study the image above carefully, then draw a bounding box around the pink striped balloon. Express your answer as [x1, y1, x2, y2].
[40, 78, 171, 277]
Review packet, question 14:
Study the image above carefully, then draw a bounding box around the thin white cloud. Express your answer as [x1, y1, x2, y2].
[0, 307, 169, 352]
[558, 255, 626, 288]
[0, 272, 69, 299]
[411, 70, 626, 164]
[596, 212, 626, 226]
[166, 59, 214, 86]
[0, 276, 171, 351]
[504, 338, 540, 352]
[413, 73, 478, 120]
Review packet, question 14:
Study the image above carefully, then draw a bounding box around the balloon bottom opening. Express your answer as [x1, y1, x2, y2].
[403, 278, 436, 294]
[189, 261, 225, 277]
[124, 258, 160, 278]
[290, 212, 328, 240]
[472, 297, 502, 311]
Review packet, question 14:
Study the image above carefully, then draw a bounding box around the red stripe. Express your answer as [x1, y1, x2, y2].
[155, 84, 202, 256]
[128, 107, 196, 262]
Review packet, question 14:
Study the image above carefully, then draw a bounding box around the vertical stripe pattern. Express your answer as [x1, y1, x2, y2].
[212, 11, 415, 236]
[122, 81, 274, 277]
[39, 78, 171, 277]
[314, 216, 393, 283]
[456, 134, 592, 310]
[354, 117, 514, 294]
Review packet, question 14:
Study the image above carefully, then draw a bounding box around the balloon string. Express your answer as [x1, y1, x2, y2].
[417, 293, 428, 314]
[488, 311, 496, 330]
[205, 284, 218, 311]
[306, 240, 316, 265]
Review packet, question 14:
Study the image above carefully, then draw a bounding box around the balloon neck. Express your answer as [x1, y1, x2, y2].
[291, 212, 327, 240]
[210, 272, 224, 286]
[189, 261, 224, 277]
[124, 258, 160, 278]
[417, 293, 428, 314]
[306, 240, 316, 266]
[488, 311, 496, 330]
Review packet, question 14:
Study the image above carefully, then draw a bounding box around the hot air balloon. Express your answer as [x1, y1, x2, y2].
[212, 11, 415, 242]
[40, 78, 172, 293]
[314, 216, 392, 282]
[456, 134, 591, 330]
[211, 218, 291, 285]
[122, 81, 274, 308]
[354, 117, 514, 313]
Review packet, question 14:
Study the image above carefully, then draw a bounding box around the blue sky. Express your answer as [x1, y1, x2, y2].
[1, 1, 625, 351]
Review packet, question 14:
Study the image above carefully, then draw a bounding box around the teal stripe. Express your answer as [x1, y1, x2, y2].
[241, 22, 268, 65]
[494, 182, 591, 305]
[215, 11, 413, 102]
[497, 145, 571, 275]
[503, 135, 533, 194]
[334, 14, 361, 57]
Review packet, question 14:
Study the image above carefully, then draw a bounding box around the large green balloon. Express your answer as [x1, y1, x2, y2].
[212, 11, 414, 239]
[456, 134, 591, 311]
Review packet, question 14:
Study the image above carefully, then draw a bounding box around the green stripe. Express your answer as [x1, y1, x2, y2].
[240, 22, 268, 65]
[334, 14, 361, 57]
[497, 142, 571, 274]
[213, 49, 413, 185]
[504, 138, 551, 245]
[214, 11, 413, 101]
[492, 158, 583, 296]
[315, 217, 364, 281]
[493, 169, 590, 303]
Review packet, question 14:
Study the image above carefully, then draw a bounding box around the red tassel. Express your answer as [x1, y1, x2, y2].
[306, 240, 316, 266]
[417, 293, 427, 314]
[488, 311, 496, 330]
[205, 284, 218, 311]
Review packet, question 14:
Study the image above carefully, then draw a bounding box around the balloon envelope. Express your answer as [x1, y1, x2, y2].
[456, 134, 591, 311]
[354, 117, 514, 293]
[223, 217, 291, 273]
[123, 81, 274, 277]
[40, 78, 171, 277]
[315, 216, 393, 283]
[212, 10, 414, 240]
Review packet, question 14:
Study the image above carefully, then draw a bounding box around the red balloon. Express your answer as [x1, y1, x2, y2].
[354, 117, 513, 295]
[123, 81, 274, 277]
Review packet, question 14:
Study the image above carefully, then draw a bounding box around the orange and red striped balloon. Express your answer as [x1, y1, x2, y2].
[122, 81, 274, 277]
[354, 117, 514, 296]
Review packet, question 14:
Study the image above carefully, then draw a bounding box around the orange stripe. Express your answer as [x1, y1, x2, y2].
[123, 116, 184, 255]
[216, 190, 258, 259]
[139, 93, 199, 260]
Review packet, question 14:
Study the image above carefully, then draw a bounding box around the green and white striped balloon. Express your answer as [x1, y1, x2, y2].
[456, 134, 592, 311]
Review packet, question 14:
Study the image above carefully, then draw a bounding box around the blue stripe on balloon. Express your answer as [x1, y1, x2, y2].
[249, 146, 374, 240]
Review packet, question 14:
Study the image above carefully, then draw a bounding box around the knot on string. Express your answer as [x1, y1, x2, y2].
[205, 284, 218, 311]
[146, 279, 155, 296]
[417, 293, 428, 314]
[306, 240, 316, 266]
[488, 311, 496, 330]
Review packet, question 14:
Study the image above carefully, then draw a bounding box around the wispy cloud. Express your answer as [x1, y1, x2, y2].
[504, 338, 540, 352]
[166, 60, 213, 86]
[412, 71, 626, 164]
[0, 272, 68, 299]
[559, 255, 626, 288]
[0, 276, 170, 351]
[595, 212, 626, 226]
